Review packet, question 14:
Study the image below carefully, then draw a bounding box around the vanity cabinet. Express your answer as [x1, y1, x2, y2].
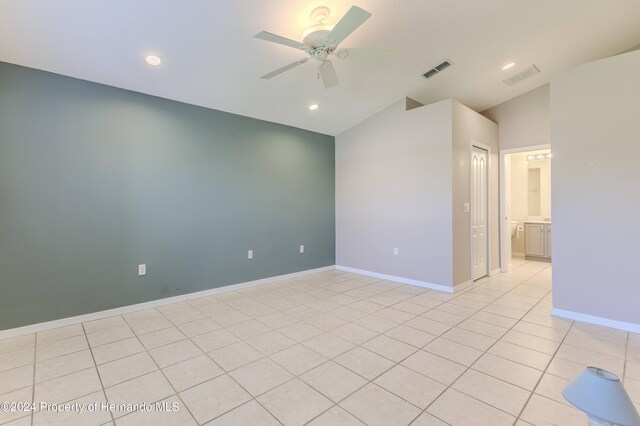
[525, 222, 551, 262]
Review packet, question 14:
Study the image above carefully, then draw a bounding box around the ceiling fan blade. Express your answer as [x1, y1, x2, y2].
[255, 31, 307, 50]
[335, 48, 396, 60]
[261, 58, 309, 79]
[326, 6, 372, 48]
[319, 60, 339, 89]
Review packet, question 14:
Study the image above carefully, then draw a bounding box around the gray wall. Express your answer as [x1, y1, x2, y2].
[0, 62, 335, 330]
[481, 84, 550, 150]
[336, 100, 454, 286]
[551, 50, 640, 325]
[452, 102, 500, 286]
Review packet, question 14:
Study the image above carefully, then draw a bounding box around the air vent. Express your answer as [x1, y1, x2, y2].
[503, 65, 540, 86]
[423, 60, 452, 79]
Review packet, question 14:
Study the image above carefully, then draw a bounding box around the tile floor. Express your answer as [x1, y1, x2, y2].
[1, 259, 639, 425]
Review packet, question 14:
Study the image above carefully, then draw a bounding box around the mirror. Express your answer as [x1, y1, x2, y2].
[528, 168, 541, 216]
[527, 158, 551, 218]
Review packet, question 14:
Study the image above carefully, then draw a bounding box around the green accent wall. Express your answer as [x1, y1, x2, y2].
[0, 62, 335, 330]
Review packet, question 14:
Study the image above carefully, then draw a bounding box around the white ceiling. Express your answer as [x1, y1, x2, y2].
[1, 1, 639, 136]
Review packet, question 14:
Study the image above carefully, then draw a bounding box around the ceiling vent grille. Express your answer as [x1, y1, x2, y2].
[503, 65, 540, 86]
[423, 60, 452, 79]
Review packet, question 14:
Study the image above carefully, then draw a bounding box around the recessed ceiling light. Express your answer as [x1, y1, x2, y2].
[308, 104, 319, 111]
[145, 55, 162, 66]
[502, 62, 516, 71]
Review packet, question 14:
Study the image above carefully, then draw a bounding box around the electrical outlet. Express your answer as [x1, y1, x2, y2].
[299, 245, 305, 254]
[393, 247, 399, 256]
[248, 249, 253, 260]
[138, 264, 146, 276]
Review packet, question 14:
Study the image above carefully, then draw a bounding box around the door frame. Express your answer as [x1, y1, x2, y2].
[470, 142, 491, 281]
[499, 144, 551, 272]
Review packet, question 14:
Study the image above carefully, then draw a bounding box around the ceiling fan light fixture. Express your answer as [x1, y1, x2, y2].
[308, 103, 319, 111]
[502, 62, 516, 71]
[145, 55, 162, 66]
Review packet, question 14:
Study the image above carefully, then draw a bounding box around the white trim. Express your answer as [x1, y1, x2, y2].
[0, 266, 335, 340]
[551, 308, 640, 334]
[499, 144, 551, 273]
[335, 265, 456, 293]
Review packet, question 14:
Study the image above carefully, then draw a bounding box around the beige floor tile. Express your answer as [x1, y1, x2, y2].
[0, 347, 34, 373]
[410, 412, 449, 426]
[229, 358, 293, 396]
[626, 360, 640, 381]
[334, 347, 394, 380]
[257, 379, 333, 426]
[424, 337, 483, 366]
[177, 318, 221, 338]
[488, 341, 551, 370]
[452, 369, 530, 416]
[405, 317, 452, 335]
[340, 383, 421, 426]
[36, 335, 89, 361]
[420, 309, 467, 327]
[361, 335, 417, 362]
[300, 361, 367, 402]
[117, 395, 197, 425]
[204, 400, 279, 426]
[104, 371, 174, 418]
[208, 341, 263, 371]
[37, 324, 84, 345]
[98, 352, 157, 387]
[179, 374, 251, 424]
[307, 406, 365, 426]
[82, 316, 127, 334]
[162, 354, 224, 392]
[137, 327, 186, 350]
[354, 315, 398, 333]
[534, 373, 572, 406]
[554, 344, 624, 376]
[512, 321, 567, 342]
[520, 394, 585, 426]
[35, 349, 95, 383]
[331, 323, 378, 345]
[427, 388, 515, 426]
[245, 330, 297, 355]
[128, 317, 174, 336]
[546, 356, 586, 381]
[401, 350, 466, 385]
[92, 337, 145, 365]
[471, 311, 518, 329]
[0, 387, 32, 425]
[33, 390, 110, 426]
[302, 333, 355, 358]
[374, 364, 445, 408]
[86, 326, 133, 348]
[501, 330, 559, 355]
[257, 312, 298, 329]
[227, 319, 271, 340]
[472, 353, 543, 390]
[35, 368, 101, 406]
[0, 335, 35, 354]
[383, 324, 437, 348]
[391, 301, 431, 316]
[270, 344, 327, 375]
[149, 339, 202, 368]
[191, 329, 240, 352]
[457, 318, 509, 339]
[442, 327, 496, 351]
[277, 322, 324, 343]
[0, 365, 33, 395]
[305, 313, 348, 331]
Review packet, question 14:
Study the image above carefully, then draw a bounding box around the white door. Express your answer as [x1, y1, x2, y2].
[471, 146, 488, 281]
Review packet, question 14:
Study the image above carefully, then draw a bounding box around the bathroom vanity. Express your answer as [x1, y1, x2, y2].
[525, 221, 551, 262]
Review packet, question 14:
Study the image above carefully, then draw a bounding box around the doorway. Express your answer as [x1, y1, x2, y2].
[499, 145, 552, 271]
[471, 145, 489, 281]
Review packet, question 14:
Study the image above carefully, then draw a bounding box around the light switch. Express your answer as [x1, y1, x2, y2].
[248, 250, 253, 260]
[299, 245, 305, 254]
[138, 264, 146, 276]
[393, 247, 399, 256]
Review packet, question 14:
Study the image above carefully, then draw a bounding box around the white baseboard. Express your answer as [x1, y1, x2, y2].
[453, 280, 473, 292]
[0, 265, 336, 340]
[489, 268, 501, 277]
[335, 265, 455, 294]
[551, 308, 640, 334]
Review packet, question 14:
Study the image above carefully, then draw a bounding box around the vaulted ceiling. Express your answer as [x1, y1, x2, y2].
[1, 1, 639, 135]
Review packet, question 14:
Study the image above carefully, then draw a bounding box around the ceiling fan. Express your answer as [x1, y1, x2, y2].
[255, 5, 395, 89]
